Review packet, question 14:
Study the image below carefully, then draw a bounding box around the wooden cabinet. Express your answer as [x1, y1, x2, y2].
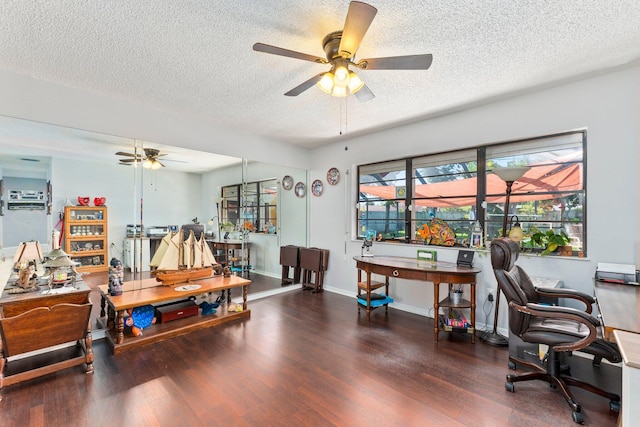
[64, 206, 108, 273]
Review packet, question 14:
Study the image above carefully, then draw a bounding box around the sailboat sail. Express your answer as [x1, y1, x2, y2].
[154, 228, 216, 286]
[149, 232, 172, 267]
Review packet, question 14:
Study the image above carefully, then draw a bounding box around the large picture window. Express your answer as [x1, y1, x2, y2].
[357, 130, 586, 254]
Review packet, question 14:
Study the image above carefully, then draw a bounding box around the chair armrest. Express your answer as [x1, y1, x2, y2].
[510, 301, 599, 352]
[534, 287, 595, 313]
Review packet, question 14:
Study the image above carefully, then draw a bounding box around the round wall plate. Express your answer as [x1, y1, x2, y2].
[294, 182, 306, 198]
[327, 167, 340, 185]
[282, 175, 293, 190]
[312, 179, 323, 196]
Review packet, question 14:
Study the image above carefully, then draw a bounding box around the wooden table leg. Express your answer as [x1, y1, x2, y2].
[84, 319, 94, 374]
[107, 303, 115, 330]
[470, 282, 476, 343]
[116, 310, 125, 345]
[433, 280, 440, 342]
[100, 294, 106, 318]
[242, 285, 248, 311]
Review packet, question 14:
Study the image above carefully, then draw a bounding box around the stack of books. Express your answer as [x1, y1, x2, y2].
[439, 308, 473, 331]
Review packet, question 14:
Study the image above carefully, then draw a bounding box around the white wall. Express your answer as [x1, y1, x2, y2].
[309, 65, 640, 333]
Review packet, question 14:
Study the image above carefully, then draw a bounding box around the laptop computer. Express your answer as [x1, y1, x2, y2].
[456, 250, 474, 268]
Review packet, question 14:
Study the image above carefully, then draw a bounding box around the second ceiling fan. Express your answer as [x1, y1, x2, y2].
[253, 1, 433, 102]
[116, 148, 185, 169]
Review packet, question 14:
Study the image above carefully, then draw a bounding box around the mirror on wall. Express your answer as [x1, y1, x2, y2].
[0, 115, 308, 280]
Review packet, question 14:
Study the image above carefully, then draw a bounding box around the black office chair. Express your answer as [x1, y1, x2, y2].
[490, 238, 621, 424]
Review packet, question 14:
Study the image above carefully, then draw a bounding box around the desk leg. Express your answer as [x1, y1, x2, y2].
[385, 276, 390, 314]
[433, 281, 440, 342]
[470, 282, 476, 344]
[116, 310, 125, 345]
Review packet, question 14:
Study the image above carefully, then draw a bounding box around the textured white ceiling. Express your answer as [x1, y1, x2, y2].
[1, 0, 639, 151]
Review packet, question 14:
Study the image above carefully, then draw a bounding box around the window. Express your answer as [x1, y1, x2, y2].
[221, 178, 278, 233]
[356, 130, 586, 254]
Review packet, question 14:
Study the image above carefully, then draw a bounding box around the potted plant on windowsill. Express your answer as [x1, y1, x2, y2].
[531, 229, 571, 256]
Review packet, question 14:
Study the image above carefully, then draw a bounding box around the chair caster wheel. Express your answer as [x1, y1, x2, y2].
[508, 360, 516, 370]
[609, 400, 620, 412]
[571, 410, 584, 424]
[505, 382, 515, 392]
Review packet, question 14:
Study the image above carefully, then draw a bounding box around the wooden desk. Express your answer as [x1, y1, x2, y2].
[0, 283, 93, 396]
[99, 275, 251, 355]
[594, 281, 640, 341]
[207, 239, 251, 273]
[353, 256, 480, 342]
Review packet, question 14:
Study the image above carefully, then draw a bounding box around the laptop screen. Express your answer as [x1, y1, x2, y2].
[457, 250, 474, 267]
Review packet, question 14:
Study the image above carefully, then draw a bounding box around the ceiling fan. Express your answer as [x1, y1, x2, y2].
[253, 1, 432, 102]
[116, 148, 184, 169]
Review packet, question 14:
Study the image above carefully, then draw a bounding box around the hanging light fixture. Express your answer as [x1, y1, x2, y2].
[316, 59, 364, 97]
[508, 215, 524, 242]
[143, 158, 162, 170]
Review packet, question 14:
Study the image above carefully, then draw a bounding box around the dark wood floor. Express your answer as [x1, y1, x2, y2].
[1, 284, 620, 426]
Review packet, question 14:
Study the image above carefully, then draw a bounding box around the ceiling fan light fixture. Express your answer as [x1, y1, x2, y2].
[333, 65, 350, 87]
[150, 160, 162, 170]
[332, 85, 348, 97]
[143, 159, 153, 169]
[347, 70, 364, 93]
[317, 72, 335, 94]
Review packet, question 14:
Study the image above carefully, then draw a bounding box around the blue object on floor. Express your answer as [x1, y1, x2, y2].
[357, 295, 394, 307]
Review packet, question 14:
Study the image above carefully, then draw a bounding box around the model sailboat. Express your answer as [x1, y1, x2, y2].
[152, 229, 217, 286]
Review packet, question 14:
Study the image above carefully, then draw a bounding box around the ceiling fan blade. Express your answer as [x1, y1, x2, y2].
[284, 73, 325, 97]
[119, 158, 138, 163]
[115, 151, 140, 158]
[354, 84, 375, 102]
[357, 54, 433, 70]
[253, 43, 327, 64]
[338, 1, 378, 59]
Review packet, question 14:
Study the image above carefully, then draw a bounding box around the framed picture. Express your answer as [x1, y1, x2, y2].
[470, 231, 483, 248]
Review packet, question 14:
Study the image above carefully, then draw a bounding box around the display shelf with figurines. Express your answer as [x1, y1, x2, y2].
[64, 205, 108, 272]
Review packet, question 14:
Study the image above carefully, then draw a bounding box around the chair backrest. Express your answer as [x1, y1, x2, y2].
[490, 238, 539, 336]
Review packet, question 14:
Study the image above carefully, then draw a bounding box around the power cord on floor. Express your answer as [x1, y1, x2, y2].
[482, 297, 494, 332]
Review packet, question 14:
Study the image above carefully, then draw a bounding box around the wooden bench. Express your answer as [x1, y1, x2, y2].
[0, 302, 93, 400]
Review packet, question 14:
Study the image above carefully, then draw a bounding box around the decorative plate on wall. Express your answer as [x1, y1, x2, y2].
[327, 167, 340, 185]
[282, 175, 294, 190]
[294, 182, 306, 198]
[311, 179, 324, 197]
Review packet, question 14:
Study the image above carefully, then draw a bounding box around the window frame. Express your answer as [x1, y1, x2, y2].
[221, 178, 278, 234]
[356, 130, 587, 254]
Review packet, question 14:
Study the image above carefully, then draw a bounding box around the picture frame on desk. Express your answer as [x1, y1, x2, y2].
[470, 231, 483, 249]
